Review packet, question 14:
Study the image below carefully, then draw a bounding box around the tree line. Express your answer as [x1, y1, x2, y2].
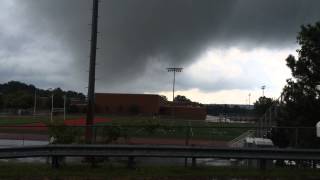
[0, 81, 85, 112]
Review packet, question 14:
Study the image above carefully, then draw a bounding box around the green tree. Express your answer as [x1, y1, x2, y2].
[0, 81, 85, 111]
[253, 97, 275, 116]
[5, 91, 33, 109]
[275, 22, 320, 148]
[52, 88, 65, 108]
[174, 95, 192, 103]
[0, 93, 3, 109]
[160, 95, 168, 102]
[129, 104, 140, 115]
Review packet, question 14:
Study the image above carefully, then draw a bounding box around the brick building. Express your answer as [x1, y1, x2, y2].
[95, 93, 206, 120]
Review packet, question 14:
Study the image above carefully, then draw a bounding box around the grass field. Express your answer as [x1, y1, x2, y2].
[0, 114, 254, 142]
[93, 125, 251, 141]
[0, 163, 319, 179]
[0, 116, 45, 125]
[0, 114, 254, 127]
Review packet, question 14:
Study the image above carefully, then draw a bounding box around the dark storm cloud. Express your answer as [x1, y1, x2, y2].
[12, 0, 320, 92]
[0, 32, 30, 56]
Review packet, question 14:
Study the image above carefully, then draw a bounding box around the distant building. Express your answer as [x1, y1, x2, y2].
[95, 93, 166, 115]
[95, 93, 206, 120]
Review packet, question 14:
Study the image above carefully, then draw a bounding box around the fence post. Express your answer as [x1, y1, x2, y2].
[94, 126, 97, 144]
[295, 128, 298, 148]
[263, 114, 266, 137]
[269, 108, 272, 128]
[257, 118, 260, 137]
[52, 156, 59, 169]
[259, 159, 266, 171]
[184, 125, 191, 167]
[185, 125, 190, 146]
[192, 157, 197, 167]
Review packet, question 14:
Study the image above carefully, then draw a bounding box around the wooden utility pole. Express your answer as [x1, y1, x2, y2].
[86, 0, 100, 144]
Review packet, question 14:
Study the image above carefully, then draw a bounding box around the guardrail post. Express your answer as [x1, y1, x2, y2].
[52, 156, 59, 169]
[259, 159, 266, 171]
[192, 157, 196, 167]
[127, 156, 135, 169]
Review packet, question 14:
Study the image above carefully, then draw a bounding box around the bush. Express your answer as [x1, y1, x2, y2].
[100, 125, 128, 143]
[47, 122, 82, 144]
[129, 105, 140, 115]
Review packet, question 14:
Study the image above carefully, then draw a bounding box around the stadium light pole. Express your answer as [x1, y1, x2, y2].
[167, 67, 183, 119]
[167, 68, 183, 102]
[261, 85, 266, 97]
[86, 0, 100, 144]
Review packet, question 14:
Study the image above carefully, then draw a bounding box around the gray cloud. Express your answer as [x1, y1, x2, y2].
[2, 0, 320, 93]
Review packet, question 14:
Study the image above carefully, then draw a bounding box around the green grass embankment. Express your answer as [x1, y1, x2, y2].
[0, 163, 319, 179]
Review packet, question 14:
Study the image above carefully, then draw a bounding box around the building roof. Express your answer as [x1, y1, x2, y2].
[95, 93, 160, 97]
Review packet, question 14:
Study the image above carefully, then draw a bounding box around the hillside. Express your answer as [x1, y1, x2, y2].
[0, 81, 85, 110]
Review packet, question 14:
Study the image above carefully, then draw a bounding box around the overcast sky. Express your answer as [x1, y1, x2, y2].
[1, 0, 320, 104]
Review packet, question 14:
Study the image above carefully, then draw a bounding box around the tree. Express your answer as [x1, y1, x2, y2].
[253, 97, 275, 116]
[5, 91, 33, 109]
[160, 95, 168, 102]
[0, 81, 86, 111]
[174, 95, 192, 103]
[275, 22, 320, 148]
[0, 93, 3, 109]
[52, 88, 65, 108]
[129, 104, 140, 115]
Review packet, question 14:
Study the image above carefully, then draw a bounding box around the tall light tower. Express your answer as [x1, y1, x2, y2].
[248, 93, 251, 105]
[86, 0, 100, 144]
[261, 85, 266, 97]
[167, 67, 183, 102]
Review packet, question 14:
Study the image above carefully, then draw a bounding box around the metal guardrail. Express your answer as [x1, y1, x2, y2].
[0, 144, 320, 161]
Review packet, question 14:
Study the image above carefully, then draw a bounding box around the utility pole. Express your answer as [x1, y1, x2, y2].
[86, 0, 100, 144]
[261, 85, 266, 97]
[248, 93, 251, 106]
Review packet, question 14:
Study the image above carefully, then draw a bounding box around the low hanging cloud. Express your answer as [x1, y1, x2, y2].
[1, 0, 320, 94]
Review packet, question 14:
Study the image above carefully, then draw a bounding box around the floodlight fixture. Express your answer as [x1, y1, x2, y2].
[167, 68, 183, 73]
